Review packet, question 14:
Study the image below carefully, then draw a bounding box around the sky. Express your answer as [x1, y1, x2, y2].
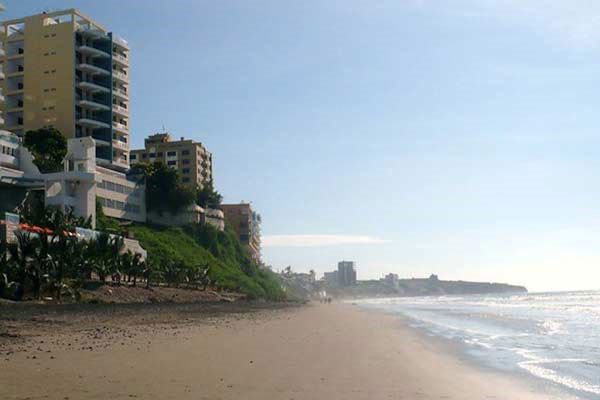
[6, 0, 600, 292]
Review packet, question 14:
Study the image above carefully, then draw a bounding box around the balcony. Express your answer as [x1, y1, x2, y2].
[112, 70, 128, 83]
[113, 87, 129, 99]
[4, 123, 23, 131]
[112, 103, 129, 116]
[0, 48, 5, 57]
[112, 139, 128, 151]
[6, 70, 24, 78]
[6, 106, 23, 113]
[113, 35, 129, 50]
[0, 71, 4, 80]
[77, 26, 109, 40]
[78, 81, 111, 93]
[113, 53, 129, 66]
[78, 63, 110, 76]
[77, 118, 111, 129]
[112, 121, 129, 133]
[77, 45, 110, 58]
[112, 157, 129, 170]
[78, 99, 111, 111]
[91, 135, 111, 146]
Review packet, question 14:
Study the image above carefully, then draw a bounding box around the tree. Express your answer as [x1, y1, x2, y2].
[6, 232, 38, 300]
[132, 161, 196, 215]
[196, 179, 223, 209]
[23, 128, 67, 173]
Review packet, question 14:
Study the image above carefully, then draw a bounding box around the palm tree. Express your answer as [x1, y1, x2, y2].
[0, 240, 9, 299]
[30, 232, 55, 300]
[7, 232, 37, 300]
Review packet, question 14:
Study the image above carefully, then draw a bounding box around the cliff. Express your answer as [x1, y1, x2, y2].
[278, 274, 527, 300]
[326, 277, 526, 299]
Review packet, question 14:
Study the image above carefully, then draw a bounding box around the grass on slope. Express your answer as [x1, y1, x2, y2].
[129, 223, 285, 300]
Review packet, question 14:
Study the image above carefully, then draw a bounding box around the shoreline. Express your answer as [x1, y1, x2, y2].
[1, 302, 576, 400]
[357, 303, 580, 400]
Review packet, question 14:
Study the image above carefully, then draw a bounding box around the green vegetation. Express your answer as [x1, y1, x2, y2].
[130, 162, 196, 215]
[23, 128, 67, 173]
[129, 223, 285, 300]
[1, 206, 285, 301]
[196, 179, 223, 209]
[95, 199, 121, 232]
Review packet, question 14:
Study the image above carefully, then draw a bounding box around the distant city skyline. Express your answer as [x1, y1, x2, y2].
[6, 1, 600, 292]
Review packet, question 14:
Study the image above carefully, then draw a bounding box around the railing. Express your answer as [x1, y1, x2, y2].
[77, 45, 110, 58]
[113, 53, 129, 64]
[78, 81, 111, 93]
[112, 103, 129, 115]
[112, 121, 129, 131]
[112, 139, 128, 150]
[113, 87, 128, 97]
[113, 35, 129, 49]
[113, 70, 128, 82]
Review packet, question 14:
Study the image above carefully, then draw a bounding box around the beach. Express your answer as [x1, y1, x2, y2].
[1, 302, 565, 400]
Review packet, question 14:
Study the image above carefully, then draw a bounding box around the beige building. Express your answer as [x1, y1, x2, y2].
[221, 203, 261, 262]
[130, 133, 213, 187]
[0, 9, 131, 172]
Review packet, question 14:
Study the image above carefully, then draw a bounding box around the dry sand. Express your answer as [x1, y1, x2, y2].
[1, 302, 570, 400]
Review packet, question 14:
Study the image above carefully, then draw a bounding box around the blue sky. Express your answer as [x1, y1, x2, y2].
[7, 1, 600, 291]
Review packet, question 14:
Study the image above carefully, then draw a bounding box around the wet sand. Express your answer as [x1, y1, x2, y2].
[1, 302, 568, 400]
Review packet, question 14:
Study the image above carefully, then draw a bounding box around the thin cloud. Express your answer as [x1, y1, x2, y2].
[263, 235, 390, 248]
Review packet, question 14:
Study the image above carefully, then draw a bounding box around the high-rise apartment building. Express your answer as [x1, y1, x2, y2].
[337, 261, 357, 286]
[221, 203, 261, 262]
[130, 133, 213, 187]
[0, 9, 131, 172]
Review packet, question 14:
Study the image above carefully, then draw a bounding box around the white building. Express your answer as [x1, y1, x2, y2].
[43, 137, 146, 227]
[0, 132, 145, 227]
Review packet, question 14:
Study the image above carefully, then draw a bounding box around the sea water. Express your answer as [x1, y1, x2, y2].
[358, 291, 600, 399]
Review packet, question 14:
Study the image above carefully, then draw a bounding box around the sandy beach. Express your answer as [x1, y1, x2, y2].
[1, 302, 567, 400]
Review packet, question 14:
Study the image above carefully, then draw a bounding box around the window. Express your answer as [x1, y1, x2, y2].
[182, 177, 190, 183]
[157, 152, 163, 157]
[182, 168, 190, 174]
[182, 150, 190, 155]
[182, 159, 190, 165]
[167, 151, 176, 156]
[149, 153, 156, 158]
[142, 154, 147, 159]
[167, 160, 176, 166]
[130, 154, 137, 160]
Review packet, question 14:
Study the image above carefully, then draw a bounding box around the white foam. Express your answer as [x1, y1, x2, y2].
[518, 359, 600, 396]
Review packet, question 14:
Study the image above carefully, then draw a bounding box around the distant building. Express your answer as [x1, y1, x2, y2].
[130, 133, 213, 188]
[221, 202, 261, 262]
[147, 203, 224, 231]
[383, 273, 399, 288]
[323, 271, 338, 285]
[337, 261, 357, 286]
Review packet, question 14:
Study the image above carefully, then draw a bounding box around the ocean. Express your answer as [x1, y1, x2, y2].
[357, 290, 600, 399]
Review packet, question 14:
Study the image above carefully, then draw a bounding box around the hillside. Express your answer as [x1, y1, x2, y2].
[326, 277, 527, 298]
[128, 223, 285, 301]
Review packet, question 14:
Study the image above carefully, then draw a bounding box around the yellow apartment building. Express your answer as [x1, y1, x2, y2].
[130, 133, 213, 187]
[221, 203, 262, 262]
[0, 9, 131, 172]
